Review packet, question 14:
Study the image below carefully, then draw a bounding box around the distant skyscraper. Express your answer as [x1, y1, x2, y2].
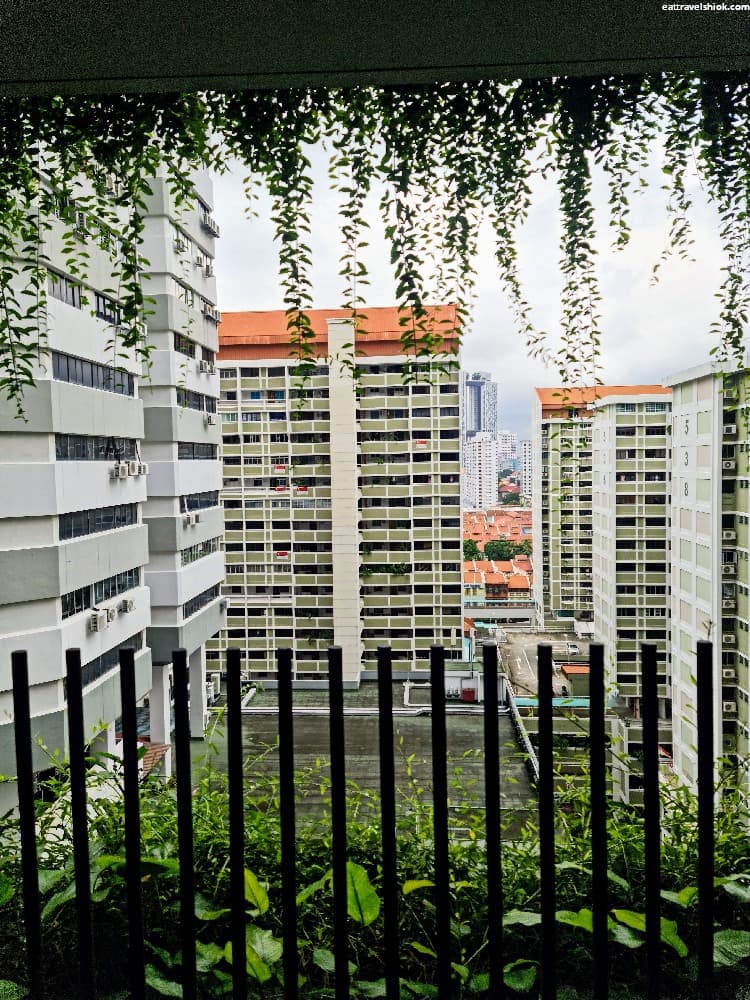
[497, 429, 518, 466]
[520, 439, 532, 497]
[461, 370, 498, 445]
[464, 432, 499, 509]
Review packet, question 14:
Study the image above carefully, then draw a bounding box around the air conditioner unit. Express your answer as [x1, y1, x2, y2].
[205, 263, 214, 277]
[189, 512, 198, 526]
[106, 607, 117, 623]
[89, 610, 107, 632]
[724, 388, 737, 400]
[199, 360, 210, 374]
[722, 633, 736, 645]
[121, 598, 135, 613]
[113, 462, 129, 479]
[724, 424, 737, 435]
[722, 598, 736, 609]
[722, 460, 736, 471]
[194, 512, 202, 524]
[722, 530, 737, 541]
[208, 363, 216, 375]
[722, 668, 736, 681]
[722, 565, 736, 576]
[205, 413, 216, 425]
[182, 513, 192, 527]
[138, 462, 149, 476]
[195, 254, 204, 267]
[723, 701, 738, 714]
[128, 460, 140, 476]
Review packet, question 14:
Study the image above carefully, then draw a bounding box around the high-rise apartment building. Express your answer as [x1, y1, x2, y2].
[663, 362, 749, 796]
[520, 439, 532, 498]
[461, 370, 498, 443]
[464, 431, 499, 509]
[209, 307, 463, 685]
[591, 390, 673, 801]
[0, 170, 223, 808]
[497, 429, 518, 466]
[532, 386, 668, 631]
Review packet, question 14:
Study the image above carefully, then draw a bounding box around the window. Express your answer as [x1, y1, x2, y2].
[59, 503, 138, 540]
[55, 434, 137, 461]
[616, 403, 636, 412]
[177, 442, 218, 460]
[181, 491, 220, 512]
[95, 292, 120, 324]
[61, 585, 91, 619]
[181, 536, 222, 566]
[174, 332, 196, 358]
[93, 567, 140, 604]
[644, 402, 667, 413]
[177, 387, 217, 412]
[81, 633, 143, 688]
[183, 584, 221, 619]
[52, 350, 134, 396]
[48, 270, 82, 308]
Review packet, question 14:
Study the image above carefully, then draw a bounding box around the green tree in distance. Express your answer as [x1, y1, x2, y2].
[463, 539, 481, 560]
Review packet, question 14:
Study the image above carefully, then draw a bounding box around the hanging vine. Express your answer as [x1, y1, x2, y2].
[0, 73, 748, 413]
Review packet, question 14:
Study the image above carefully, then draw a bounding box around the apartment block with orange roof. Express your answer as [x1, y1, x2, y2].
[208, 306, 463, 684]
[532, 386, 670, 632]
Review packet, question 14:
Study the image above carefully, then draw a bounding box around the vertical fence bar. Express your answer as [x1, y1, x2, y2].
[11, 651, 42, 1000]
[696, 640, 714, 995]
[377, 646, 399, 1000]
[226, 647, 246, 1000]
[588, 643, 608, 999]
[537, 642, 556, 1000]
[641, 642, 661, 1000]
[172, 649, 197, 1000]
[119, 647, 145, 1000]
[328, 647, 349, 1000]
[430, 644, 452, 999]
[482, 642, 504, 998]
[277, 647, 299, 1000]
[65, 647, 94, 999]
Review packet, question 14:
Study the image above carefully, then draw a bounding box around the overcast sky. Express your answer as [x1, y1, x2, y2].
[214, 145, 725, 440]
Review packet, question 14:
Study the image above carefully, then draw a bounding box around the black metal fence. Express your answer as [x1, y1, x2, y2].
[8, 640, 717, 999]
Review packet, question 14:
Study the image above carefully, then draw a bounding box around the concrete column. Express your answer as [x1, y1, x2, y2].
[189, 645, 207, 738]
[327, 319, 363, 684]
[150, 661, 173, 778]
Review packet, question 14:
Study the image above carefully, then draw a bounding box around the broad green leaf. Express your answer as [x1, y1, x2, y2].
[0, 982, 26, 1000]
[196, 940, 225, 971]
[503, 959, 538, 992]
[312, 947, 355, 976]
[714, 929, 750, 967]
[194, 893, 229, 921]
[556, 908, 593, 932]
[357, 979, 387, 997]
[611, 909, 646, 933]
[244, 869, 269, 915]
[452, 880, 475, 893]
[346, 861, 380, 926]
[223, 940, 271, 983]
[716, 875, 750, 903]
[612, 910, 687, 956]
[608, 920, 644, 949]
[503, 909, 542, 927]
[409, 941, 437, 959]
[467, 972, 489, 993]
[246, 925, 282, 966]
[145, 966, 183, 997]
[37, 869, 65, 895]
[296, 871, 331, 905]
[0, 874, 14, 906]
[41, 881, 76, 923]
[403, 879, 434, 895]
[402, 982, 438, 997]
[451, 963, 470, 981]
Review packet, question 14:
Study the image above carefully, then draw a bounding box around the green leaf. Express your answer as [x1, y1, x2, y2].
[145, 966, 183, 997]
[608, 920, 645, 949]
[0, 874, 14, 906]
[296, 871, 331, 905]
[503, 959, 538, 992]
[346, 861, 380, 926]
[357, 979, 387, 997]
[556, 908, 593, 932]
[312, 947, 356, 976]
[245, 925, 282, 966]
[195, 940, 225, 972]
[223, 939, 272, 984]
[244, 869, 269, 915]
[37, 869, 65, 895]
[0, 982, 26, 1000]
[409, 941, 437, 959]
[467, 972, 489, 993]
[194, 893, 229, 921]
[402, 982, 438, 997]
[714, 929, 750, 967]
[503, 909, 542, 927]
[402, 879, 434, 895]
[41, 881, 76, 923]
[451, 963, 470, 981]
[716, 875, 750, 903]
[611, 910, 687, 956]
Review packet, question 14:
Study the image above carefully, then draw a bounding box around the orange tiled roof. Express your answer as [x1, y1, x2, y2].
[561, 664, 590, 675]
[534, 385, 671, 406]
[219, 305, 459, 359]
[507, 574, 530, 590]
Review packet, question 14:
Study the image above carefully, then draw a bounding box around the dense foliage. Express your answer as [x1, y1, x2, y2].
[0, 75, 748, 415]
[1, 745, 750, 998]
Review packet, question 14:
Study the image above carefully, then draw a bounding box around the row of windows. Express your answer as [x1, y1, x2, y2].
[61, 567, 141, 619]
[181, 491, 220, 512]
[183, 584, 221, 619]
[177, 442, 218, 460]
[180, 536, 222, 566]
[55, 434, 137, 462]
[59, 503, 138, 540]
[48, 271, 121, 324]
[81, 633, 143, 689]
[52, 350, 135, 397]
[176, 388, 217, 413]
